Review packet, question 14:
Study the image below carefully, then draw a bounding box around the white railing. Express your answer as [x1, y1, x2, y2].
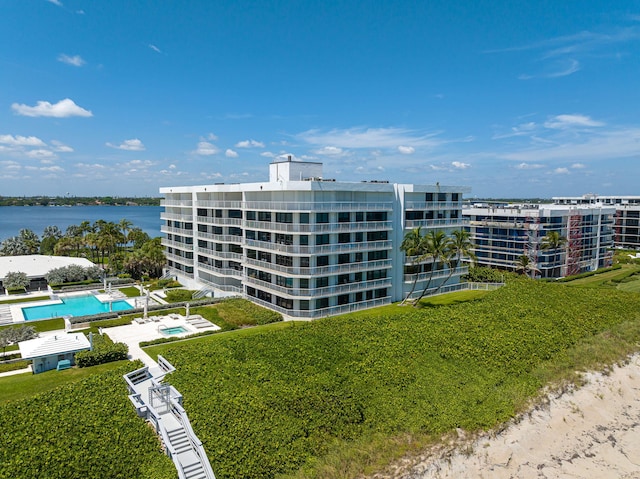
[244, 239, 392, 255]
[248, 295, 392, 318]
[161, 213, 194, 221]
[242, 220, 392, 233]
[404, 218, 468, 229]
[244, 277, 393, 298]
[244, 258, 392, 276]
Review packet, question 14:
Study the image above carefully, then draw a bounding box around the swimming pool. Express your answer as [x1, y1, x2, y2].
[22, 295, 133, 321]
[160, 326, 188, 336]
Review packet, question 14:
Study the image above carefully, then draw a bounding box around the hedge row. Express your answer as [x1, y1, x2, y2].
[557, 264, 622, 282]
[75, 335, 128, 368]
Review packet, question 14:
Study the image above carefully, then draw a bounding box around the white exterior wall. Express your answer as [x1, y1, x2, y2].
[160, 162, 468, 318]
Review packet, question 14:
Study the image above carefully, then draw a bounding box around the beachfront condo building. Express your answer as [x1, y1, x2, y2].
[463, 203, 615, 278]
[553, 194, 640, 250]
[160, 159, 469, 318]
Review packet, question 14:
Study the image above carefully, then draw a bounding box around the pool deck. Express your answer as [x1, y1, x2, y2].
[106, 315, 220, 367]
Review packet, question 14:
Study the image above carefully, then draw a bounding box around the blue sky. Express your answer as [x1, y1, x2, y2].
[1, 1, 639, 198]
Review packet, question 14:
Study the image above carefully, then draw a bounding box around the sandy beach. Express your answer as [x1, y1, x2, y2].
[376, 354, 640, 479]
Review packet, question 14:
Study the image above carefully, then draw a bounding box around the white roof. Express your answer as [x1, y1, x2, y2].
[0, 255, 95, 280]
[19, 333, 91, 359]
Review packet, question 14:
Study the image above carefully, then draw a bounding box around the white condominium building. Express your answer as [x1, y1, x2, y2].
[553, 194, 640, 250]
[160, 159, 469, 318]
[463, 203, 615, 278]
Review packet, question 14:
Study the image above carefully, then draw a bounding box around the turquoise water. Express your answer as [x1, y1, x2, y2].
[160, 326, 187, 335]
[22, 295, 133, 320]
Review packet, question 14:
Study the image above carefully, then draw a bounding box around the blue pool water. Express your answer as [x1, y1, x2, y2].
[22, 295, 133, 321]
[160, 326, 188, 335]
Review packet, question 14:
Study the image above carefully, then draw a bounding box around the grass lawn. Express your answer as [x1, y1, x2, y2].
[0, 295, 50, 305]
[0, 317, 65, 333]
[118, 286, 142, 297]
[146, 281, 640, 478]
[564, 264, 640, 287]
[0, 360, 130, 403]
[616, 279, 640, 293]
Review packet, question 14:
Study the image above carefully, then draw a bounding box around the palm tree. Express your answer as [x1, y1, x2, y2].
[434, 229, 476, 294]
[414, 230, 452, 305]
[540, 231, 567, 277]
[400, 227, 424, 305]
[515, 254, 539, 278]
[118, 218, 133, 252]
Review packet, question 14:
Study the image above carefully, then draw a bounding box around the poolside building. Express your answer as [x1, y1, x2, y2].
[462, 203, 615, 278]
[160, 159, 469, 318]
[0, 255, 96, 295]
[553, 194, 640, 250]
[18, 333, 91, 374]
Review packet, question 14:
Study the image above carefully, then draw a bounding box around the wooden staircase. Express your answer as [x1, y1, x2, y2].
[124, 356, 216, 479]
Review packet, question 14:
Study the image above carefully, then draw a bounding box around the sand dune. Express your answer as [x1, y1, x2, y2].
[377, 354, 640, 478]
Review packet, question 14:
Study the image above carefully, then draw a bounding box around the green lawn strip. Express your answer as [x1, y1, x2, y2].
[0, 295, 50, 305]
[0, 360, 176, 479]
[617, 279, 640, 293]
[564, 264, 640, 287]
[118, 286, 142, 297]
[0, 317, 65, 333]
[151, 281, 640, 478]
[0, 360, 30, 374]
[0, 359, 130, 403]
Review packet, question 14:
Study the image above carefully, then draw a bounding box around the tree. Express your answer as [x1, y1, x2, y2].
[127, 227, 150, 250]
[0, 325, 38, 354]
[434, 229, 476, 294]
[118, 218, 133, 249]
[40, 225, 63, 255]
[4, 271, 30, 291]
[0, 229, 40, 256]
[540, 231, 567, 277]
[515, 254, 539, 278]
[400, 227, 424, 305]
[414, 230, 453, 305]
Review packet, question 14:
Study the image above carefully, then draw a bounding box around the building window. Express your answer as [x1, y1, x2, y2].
[366, 212, 387, 222]
[367, 231, 388, 241]
[316, 277, 329, 288]
[299, 278, 309, 289]
[367, 269, 387, 280]
[338, 212, 350, 223]
[316, 234, 330, 245]
[317, 255, 329, 266]
[316, 297, 329, 309]
[337, 274, 350, 284]
[229, 227, 242, 236]
[338, 294, 350, 305]
[425, 193, 434, 202]
[406, 211, 423, 220]
[338, 253, 350, 264]
[258, 251, 271, 263]
[368, 250, 388, 261]
[355, 212, 364, 222]
[275, 233, 293, 245]
[300, 257, 310, 267]
[299, 300, 310, 310]
[338, 233, 350, 243]
[276, 255, 292, 267]
[276, 212, 293, 223]
[354, 232, 363, 242]
[276, 296, 293, 310]
[246, 211, 256, 220]
[258, 211, 272, 222]
[316, 212, 329, 223]
[300, 235, 309, 246]
[229, 209, 242, 219]
[246, 230, 256, 240]
[276, 276, 293, 288]
[213, 226, 223, 235]
[215, 209, 222, 218]
[452, 193, 459, 202]
[258, 231, 271, 242]
[438, 193, 447, 202]
[299, 213, 310, 224]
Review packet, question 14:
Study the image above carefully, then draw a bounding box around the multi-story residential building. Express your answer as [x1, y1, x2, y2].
[160, 159, 469, 318]
[553, 194, 640, 250]
[463, 203, 615, 278]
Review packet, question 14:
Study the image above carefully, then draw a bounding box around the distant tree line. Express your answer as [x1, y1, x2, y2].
[0, 196, 161, 207]
[0, 219, 165, 280]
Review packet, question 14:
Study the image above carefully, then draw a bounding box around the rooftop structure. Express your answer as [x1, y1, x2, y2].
[19, 332, 91, 374]
[160, 160, 470, 318]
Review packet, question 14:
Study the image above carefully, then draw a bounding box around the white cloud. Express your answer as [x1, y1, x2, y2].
[11, 98, 93, 118]
[299, 127, 443, 149]
[260, 151, 276, 158]
[571, 163, 586, 169]
[205, 133, 218, 141]
[397, 145, 415, 155]
[314, 146, 344, 156]
[194, 141, 219, 156]
[225, 149, 238, 158]
[235, 139, 265, 148]
[47, 0, 63, 6]
[106, 138, 146, 151]
[169, 164, 176, 169]
[0, 135, 46, 147]
[149, 44, 162, 53]
[452, 161, 470, 169]
[50, 140, 73, 152]
[554, 167, 570, 174]
[25, 149, 56, 159]
[515, 162, 544, 170]
[58, 54, 85, 67]
[544, 114, 604, 129]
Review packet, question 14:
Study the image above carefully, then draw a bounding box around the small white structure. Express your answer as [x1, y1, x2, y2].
[19, 333, 91, 374]
[0, 255, 96, 294]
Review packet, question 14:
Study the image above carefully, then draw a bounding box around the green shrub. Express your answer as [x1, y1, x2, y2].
[75, 335, 128, 368]
[165, 289, 196, 302]
[0, 360, 30, 373]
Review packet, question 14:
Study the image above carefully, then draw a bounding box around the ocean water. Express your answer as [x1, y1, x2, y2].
[0, 205, 163, 242]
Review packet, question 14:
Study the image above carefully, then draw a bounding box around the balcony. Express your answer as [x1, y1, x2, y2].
[198, 262, 242, 277]
[243, 220, 392, 233]
[244, 239, 392, 255]
[160, 199, 193, 207]
[160, 212, 193, 222]
[405, 218, 468, 229]
[196, 248, 243, 261]
[248, 295, 392, 319]
[244, 258, 392, 276]
[161, 239, 194, 250]
[245, 276, 393, 298]
[196, 216, 243, 226]
[165, 252, 194, 266]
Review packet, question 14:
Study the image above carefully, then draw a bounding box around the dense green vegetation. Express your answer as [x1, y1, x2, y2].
[75, 333, 128, 367]
[0, 361, 176, 479]
[146, 280, 640, 478]
[0, 196, 160, 207]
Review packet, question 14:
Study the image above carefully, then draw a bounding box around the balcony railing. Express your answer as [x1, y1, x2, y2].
[196, 216, 243, 226]
[244, 239, 392, 255]
[405, 218, 467, 229]
[248, 295, 392, 319]
[160, 212, 194, 222]
[196, 248, 243, 261]
[165, 252, 194, 266]
[160, 200, 193, 207]
[244, 276, 393, 298]
[244, 258, 392, 276]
